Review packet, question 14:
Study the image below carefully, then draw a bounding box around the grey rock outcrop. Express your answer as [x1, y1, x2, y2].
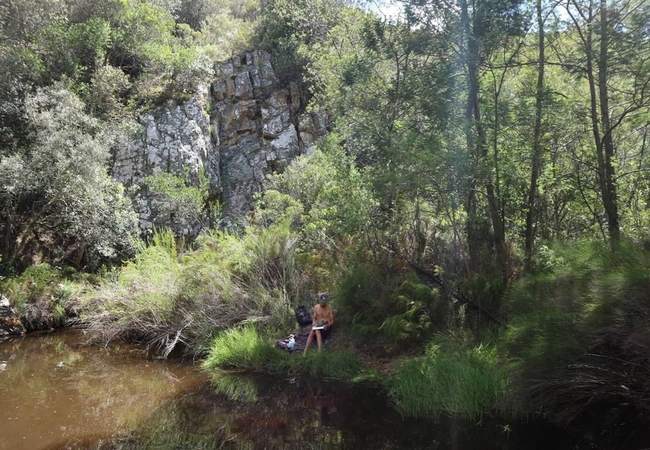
[112, 91, 217, 234]
[112, 50, 328, 231]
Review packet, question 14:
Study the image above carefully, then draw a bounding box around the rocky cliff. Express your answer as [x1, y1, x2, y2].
[112, 51, 328, 233]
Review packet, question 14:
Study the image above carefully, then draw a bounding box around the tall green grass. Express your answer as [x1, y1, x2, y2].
[389, 336, 507, 420]
[82, 225, 308, 356]
[503, 240, 650, 424]
[202, 326, 362, 380]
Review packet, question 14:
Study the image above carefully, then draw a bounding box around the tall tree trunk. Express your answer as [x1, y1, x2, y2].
[525, 0, 546, 268]
[598, 0, 620, 241]
[581, 0, 619, 243]
[461, 0, 481, 268]
[461, 0, 505, 270]
[583, 0, 610, 241]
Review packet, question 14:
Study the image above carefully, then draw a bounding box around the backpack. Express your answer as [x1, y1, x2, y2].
[295, 305, 312, 326]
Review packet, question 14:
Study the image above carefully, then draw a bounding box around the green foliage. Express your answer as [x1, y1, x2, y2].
[83, 222, 309, 355]
[335, 263, 390, 337]
[144, 167, 219, 236]
[258, 142, 376, 248]
[379, 277, 450, 343]
[0, 264, 79, 330]
[335, 263, 452, 346]
[202, 326, 278, 370]
[502, 240, 650, 423]
[86, 65, 131, 118]
[389, 335, 507, 420]
[0, 86, 139, 270]
[255, 0, 346, 82]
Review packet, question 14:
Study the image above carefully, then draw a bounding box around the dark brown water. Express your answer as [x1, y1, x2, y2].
[0, 331, 646, 449]
[0, 331, 206, 450]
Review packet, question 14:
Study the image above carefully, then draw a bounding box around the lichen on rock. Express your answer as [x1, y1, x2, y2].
[112, 50, 329, 233]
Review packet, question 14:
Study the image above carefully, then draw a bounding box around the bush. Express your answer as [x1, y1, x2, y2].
[0, 86, 139, 271]
[83, 224, 309, 356]
[202, 326, 278, 371]
[0, 264, 84, 330]
[258, 144, 376, 248]
[335, 263, 452, 348]
[502, 240, 650, 424]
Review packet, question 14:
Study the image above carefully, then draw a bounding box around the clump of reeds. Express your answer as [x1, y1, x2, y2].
[503, 240, 650, 425]
[388, 335, 507, 420]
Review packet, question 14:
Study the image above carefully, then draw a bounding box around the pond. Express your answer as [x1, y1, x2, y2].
[0, 331, 643, 449]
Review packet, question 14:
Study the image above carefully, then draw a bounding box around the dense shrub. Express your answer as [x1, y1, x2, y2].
[503, 241, 650, 425]
[83, 225, 309, 356]
[0, 264, 85, 330]
[0, 86, 139, 271]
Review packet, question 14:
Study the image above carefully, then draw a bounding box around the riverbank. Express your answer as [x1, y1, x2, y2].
[4, 238, 650, 436]
[4, 330, 650, 450]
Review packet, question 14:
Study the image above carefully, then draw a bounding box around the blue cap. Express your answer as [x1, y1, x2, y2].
[319, 293, 328, 302]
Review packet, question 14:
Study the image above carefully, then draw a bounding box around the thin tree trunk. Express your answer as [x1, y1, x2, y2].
[525, 0, 546, 268]
[583, 0, 611, 242]
[598, 0, 620, 241]
[461, 0, 505, 269]
[461, 0, 481, 268]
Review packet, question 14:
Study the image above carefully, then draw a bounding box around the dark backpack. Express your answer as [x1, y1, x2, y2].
[295, 305, 312, 326]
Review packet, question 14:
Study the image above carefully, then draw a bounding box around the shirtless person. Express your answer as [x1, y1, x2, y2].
[303, 293, 335, 356]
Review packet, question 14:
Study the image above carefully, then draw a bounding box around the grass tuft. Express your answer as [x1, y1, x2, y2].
[388, 335, 507, 420]
[202, 326, 362, 380]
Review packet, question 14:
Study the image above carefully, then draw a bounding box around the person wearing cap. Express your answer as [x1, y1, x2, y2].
[303, 293, 335, 356]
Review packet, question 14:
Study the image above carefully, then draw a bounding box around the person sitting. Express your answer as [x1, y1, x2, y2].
[303, 293, 335, 356]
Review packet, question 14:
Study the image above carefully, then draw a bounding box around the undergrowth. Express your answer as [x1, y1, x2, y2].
[0, 264, 88, 330]
[82, 226, 309, 356]
[503, 240, 650, 425]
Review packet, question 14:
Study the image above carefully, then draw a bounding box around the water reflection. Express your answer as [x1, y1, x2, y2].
[1, 332, 639, 449]
[0, 332, 206, 450]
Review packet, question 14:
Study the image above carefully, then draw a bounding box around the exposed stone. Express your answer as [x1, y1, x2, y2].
[234, 72, 253, 100]
[0, 295, 26, 340]
[114, 50, 329, 230]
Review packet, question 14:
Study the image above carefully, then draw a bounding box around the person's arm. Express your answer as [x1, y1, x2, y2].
[325, 309, 335, 328]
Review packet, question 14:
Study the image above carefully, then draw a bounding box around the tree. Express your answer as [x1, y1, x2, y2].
[405, 0, 529, 271]
[525, 0, 548, 267]
[560, 0, 650, 242]
[0, 86, 139, 270]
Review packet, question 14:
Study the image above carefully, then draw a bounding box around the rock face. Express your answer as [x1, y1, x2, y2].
[0, 295, 26, 340]
[112, 50, 328, 231]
